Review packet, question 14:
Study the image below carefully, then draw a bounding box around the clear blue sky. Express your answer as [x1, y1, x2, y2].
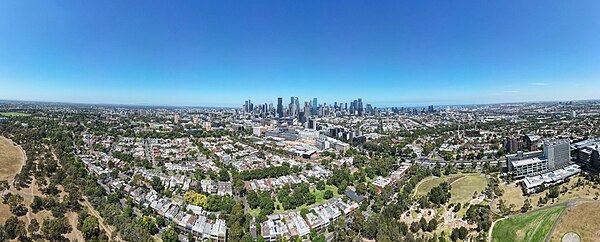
[0, 0, 598, 107]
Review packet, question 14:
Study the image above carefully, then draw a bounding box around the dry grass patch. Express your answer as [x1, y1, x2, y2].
[0, 137, 25, 182]
[551, 202, 600, 242]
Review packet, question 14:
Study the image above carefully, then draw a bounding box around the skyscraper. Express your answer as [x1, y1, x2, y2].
[357, 98, 363, 116]
[312, 98, 318, 115]
[544, 139, 571, 170]
[277, 97, 283, 118]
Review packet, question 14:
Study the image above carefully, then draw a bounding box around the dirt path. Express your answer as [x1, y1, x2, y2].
[48, 147, 123, 241]
[82, 198, 123, 241]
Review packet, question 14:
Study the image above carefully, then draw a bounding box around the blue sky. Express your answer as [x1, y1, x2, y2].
[0, 0, 599, 107]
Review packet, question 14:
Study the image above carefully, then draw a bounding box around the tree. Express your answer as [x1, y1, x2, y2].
[323, 190, 334, 199]
[521, 198, 532, 213]
[4, 216, 26, 239]
[316, 180, 326, 190]
[247, 191, 260, 209]
[156, 215, 166, 228]
[219, 169, 230, 182]
[41, 217, 72, 240]
[81, 216, 100, 240]
[162, 226, 178, 242]
[28, 218, 40, 234]
[548, 186, 560, 198]
[31, 196, 43, 213]
[450, 227, 468, 241]
[356, 183, 367, 195]
[427, 182, 452, 206]
[184, 191, 208, 207]
[138, 216, 157, 234]
[453, 203, 462, 212]
[151, 176, 164, 192]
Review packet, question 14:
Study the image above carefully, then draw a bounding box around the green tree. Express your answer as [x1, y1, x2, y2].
[81, 216, 100, 240]
[4, 216, 26, 239]
[316, 180, 326, 190]
[138, 216, 157, 234]
[42, 217, 72, 240]
[162, 226, 178, 242]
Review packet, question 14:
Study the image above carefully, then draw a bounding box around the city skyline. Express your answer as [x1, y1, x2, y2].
[1, 1, 599, 107]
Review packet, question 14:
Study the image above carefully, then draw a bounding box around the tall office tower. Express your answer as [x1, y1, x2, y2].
[428, 105, 435, 113]
[243, 100, 249, 112]
[294, 97, 300, 117]
[345, 103, 348, 112]
[357, 98, 363, 116]
[366, 104, 372, 115]
[289, 96, 299, 117]
[304, 102, 311, 118]
[544, 139, 571, 170]
[312, 98, 318, 115]
[277, 97, 283, 118]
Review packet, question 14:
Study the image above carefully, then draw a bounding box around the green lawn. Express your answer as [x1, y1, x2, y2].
[273, 185, 340, 215]
[415, 176, 446, 196]
[0, 112, 30, 117]
[248, 207, 260, 217]
[492, 206, 565, 242]
[312, 185, 339, 204]
[414, 174, 466, 196]
[449, 175, 487, 204]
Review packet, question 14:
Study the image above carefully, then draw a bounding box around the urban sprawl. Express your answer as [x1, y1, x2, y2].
[1, 98, 600, 242]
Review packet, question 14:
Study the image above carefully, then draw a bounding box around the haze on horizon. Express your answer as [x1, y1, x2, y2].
[0, 0, 599, 107]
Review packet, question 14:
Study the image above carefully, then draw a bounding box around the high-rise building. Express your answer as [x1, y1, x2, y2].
[312, 98, 318, 115]
[303, 102, 311, 119]
[504, 136, 523, 154]
[357, 98, 363, 116]
[277, 97, 283, 118]
[544, 139, 571, 170]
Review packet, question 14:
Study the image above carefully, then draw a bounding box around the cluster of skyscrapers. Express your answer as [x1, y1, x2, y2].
[242, 97, 374, 120]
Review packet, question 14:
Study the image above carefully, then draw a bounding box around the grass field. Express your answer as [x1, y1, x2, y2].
[449, 175, 487, 204]
[497, 178, 600, 214]
[0, 136, 26, 224]
[0, 137, 25, 183]
[498, 183, 526, 210]
[414, 174, 487, 204]
[415, 176, 446, 196]
[492, 206, 565, 242]
[0, 112, 30, 117]
[550, 202, 600, 242]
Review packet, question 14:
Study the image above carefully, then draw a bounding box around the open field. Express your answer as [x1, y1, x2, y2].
[492, 206, 565, 242]
[0, 137, 25, 182]
[415, 176, 446, 196]
[0, 137, 26, 224]
[0, 112, 31, 117]
[498, 182, 526, 209]
[414, 174, 466, 196]
[550, 202, 600, 242]
[496, 178, 600, 214]
[449, 175, 487, 204]
[414, 174, 487, 204]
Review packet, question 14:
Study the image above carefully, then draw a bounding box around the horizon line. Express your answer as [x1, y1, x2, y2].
[1, 98, 598, 110]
